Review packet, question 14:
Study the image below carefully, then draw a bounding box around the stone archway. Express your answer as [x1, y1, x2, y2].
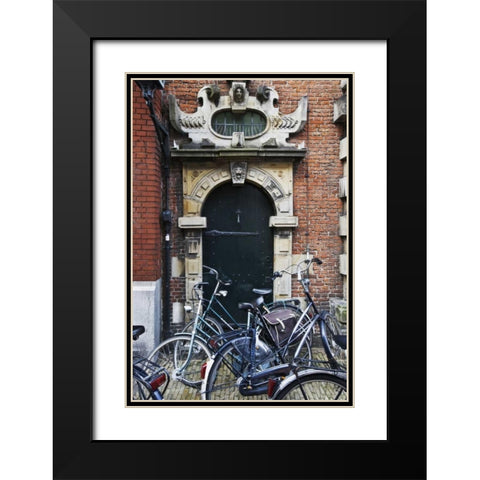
[178, 160, 298, 308]
[182, 163, 291, 216]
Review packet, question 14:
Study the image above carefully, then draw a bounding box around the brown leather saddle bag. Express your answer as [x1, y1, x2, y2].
[262, 308, 299, 347]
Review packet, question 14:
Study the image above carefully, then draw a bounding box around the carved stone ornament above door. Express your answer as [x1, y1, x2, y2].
[169, 82, 308, 149]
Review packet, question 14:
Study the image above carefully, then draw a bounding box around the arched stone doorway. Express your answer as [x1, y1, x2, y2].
[202, 181, 274, 322]
[178, 160, 299, 311]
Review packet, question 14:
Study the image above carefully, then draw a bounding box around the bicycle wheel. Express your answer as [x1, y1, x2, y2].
[273, 371, 347, 401]
[203, 338, 271, 401]
[322, 313, 347, 368]
[148, 335, 211, 400]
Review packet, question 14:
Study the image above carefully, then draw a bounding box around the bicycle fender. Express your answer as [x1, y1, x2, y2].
[271, 368, 347, 399]
[200, 357, 215, 400]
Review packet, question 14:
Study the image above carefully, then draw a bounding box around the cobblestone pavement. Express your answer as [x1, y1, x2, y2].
[161, 346, 343, 402]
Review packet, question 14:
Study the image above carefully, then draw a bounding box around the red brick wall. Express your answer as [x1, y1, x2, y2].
[132, 79, 345, 307]
[132, 82, 163, 281]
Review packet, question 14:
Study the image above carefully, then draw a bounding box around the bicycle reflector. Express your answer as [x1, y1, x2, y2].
[267, 378, 278, 398]
[149, 373, 167, 391]
[201, 362, 208, 379]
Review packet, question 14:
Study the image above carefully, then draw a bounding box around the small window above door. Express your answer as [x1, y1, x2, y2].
[211, 110, 267, 138]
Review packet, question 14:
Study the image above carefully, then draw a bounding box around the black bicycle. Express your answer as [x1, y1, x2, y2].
[202, 257, 347, 401]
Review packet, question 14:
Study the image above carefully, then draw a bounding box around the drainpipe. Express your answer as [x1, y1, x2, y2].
[136, 80, 172, 339]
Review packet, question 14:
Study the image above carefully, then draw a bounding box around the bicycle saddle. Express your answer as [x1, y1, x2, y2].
[238, 296, 265, 310]
[252, 288, 272, 296]
[133, 325, 145, 340]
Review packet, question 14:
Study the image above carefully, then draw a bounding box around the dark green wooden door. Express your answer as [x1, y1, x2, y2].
[202, 182, 274, 323]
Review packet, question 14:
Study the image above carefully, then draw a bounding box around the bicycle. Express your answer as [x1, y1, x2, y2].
[196, 262, 315, 372]
[146, 266, 294, 400]
[202, 256, 347, 400]
[132, 325, 170, 400]
[272, 256, 347, 369]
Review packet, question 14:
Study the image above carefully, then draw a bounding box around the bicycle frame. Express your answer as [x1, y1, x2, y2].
[174, 266, 256, 378]
[283, 259, 345, 368]
[197, 279, 244, 332]
[190, 266, 298, 339]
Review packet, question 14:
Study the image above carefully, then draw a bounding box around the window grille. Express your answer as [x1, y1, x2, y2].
[211, 110, 267, 137]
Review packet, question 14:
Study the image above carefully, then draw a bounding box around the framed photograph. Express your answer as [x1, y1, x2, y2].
[54, 1, 425, 479]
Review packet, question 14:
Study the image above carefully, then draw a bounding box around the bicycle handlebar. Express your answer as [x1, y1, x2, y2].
[272, 257, 323, 279]
[202, 265, 232, 286]
[132, 325, 145, 340]
[200, 257, 322, 287]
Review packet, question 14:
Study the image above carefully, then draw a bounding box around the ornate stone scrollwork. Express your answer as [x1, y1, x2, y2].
[168, 81, 308, 149]
[203, 84, 220, 106]
[256, 85, 273, 103]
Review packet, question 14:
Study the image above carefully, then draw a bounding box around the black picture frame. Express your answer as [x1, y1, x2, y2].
[53, 1, 426, 479]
